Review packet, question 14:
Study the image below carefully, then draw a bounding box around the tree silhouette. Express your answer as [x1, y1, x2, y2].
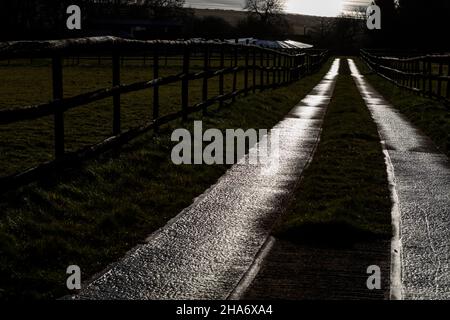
[240, 0, 291, 39]
[0, 0, 187, 40]
[396, 0, 450, 50]
[359, 0, 450, 50]
[244, 0, 285, 25]
[367, 0, 398, 47]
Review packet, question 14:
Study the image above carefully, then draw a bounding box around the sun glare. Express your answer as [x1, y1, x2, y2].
[285, 0, 344, 17]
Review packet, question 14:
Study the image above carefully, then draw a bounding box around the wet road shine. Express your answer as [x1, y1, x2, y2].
[349, 59, 450, 300]
[74, 59, 341, 300]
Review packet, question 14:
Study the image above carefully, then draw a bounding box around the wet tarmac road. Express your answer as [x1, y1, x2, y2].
[349, 59, 450, 300]
[74, 60, 341, 300]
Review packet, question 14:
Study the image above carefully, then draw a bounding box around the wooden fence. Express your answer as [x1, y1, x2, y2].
[361, 49, 450, 105]
[0, 36, 328, 192]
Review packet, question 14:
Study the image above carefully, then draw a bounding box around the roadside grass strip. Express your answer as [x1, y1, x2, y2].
[277, 59, 391, 243]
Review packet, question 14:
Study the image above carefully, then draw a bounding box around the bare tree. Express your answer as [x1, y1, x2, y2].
[244, 0, 285, 24]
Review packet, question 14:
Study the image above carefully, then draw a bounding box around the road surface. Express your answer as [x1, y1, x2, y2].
[74, 59, 341, 300]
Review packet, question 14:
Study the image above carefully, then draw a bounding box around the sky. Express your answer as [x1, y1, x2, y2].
[185, 0, 372, 17]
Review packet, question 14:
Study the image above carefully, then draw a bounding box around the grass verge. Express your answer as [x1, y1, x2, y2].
[355, 58, 450, 157]
[276, 59, 391, 244]
[0, 59, 333, 300]
[0, 58, 258, 176]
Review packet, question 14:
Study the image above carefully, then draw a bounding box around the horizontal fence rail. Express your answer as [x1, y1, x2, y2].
[361, 49, 450, 105]
[0, 36, 328, 192]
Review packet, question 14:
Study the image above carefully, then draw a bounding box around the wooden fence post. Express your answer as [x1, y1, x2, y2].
[294, 54, 298, 78]
[285, 54, 289, 83]
[278, 53, 282, 84]
[295, 54, 306, 80]
[407, 61, 410, 87]
[52, 56, 64, 159]
[293, 55, 297, 80]
[300, 55, 304, 79]
[447, 60, 450, 99]
[391, 60, 395, 82]
[422, 59, 427, 93]
[232, 46, 238, 102]
[260, 49, 264, 92]
[287, 55, 291, 82]
[153, 48, 160, 125]
[302, 55, 306, 78]
[252, 47, 256, 94]
[401, 61, 405, 86]
[305, 55, 309, 75]
[405, 61, 409, 87]
[415, 60, 419, 89]
[437, 61, 443, 98]
[219, 46, 225, 107]
[112, 53, 121, 135]
[292, 56, 296, 80]
[202, 46, 209, 115]
[272, 53, 276, 87]
[244, 46, 249, 95]
[409, 61, 413, 88]
[182, 45, 190, 121]
[428, 59, 432, 98]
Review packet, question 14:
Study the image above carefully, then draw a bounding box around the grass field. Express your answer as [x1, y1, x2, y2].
[276, 59, 392, 243]
[0, 55, 270, 176]
[0, 56, 332, 300]
[355, 58, 450, 156]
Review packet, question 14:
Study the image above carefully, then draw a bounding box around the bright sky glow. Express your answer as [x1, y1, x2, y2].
[286, 0, 343, 17]
[185, 0, 371, 17]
